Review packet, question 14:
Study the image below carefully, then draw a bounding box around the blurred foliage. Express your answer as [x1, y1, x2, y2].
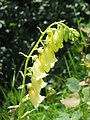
[0, 0, 90, 102]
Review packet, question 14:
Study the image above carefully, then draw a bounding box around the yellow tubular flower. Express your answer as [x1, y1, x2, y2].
[57, 29, 64, 48]
[46, 28, 58, 52]
[28, 83, 45, 107]
[52, 30, 60, 52]
[39, 46, 57, 73]
[31, 57, 48, 80]
[53, 28, 64, 52]
[39, 48, 51, 72]
[46, 27, 64, 52]
[31, 78, 47, 93]
[45, 45, 58, 68]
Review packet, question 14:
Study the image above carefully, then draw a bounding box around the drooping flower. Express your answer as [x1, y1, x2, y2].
[31, 78, 47, 93]
[39, 46, 57, 72]
[38, 48, 51, 72]
[31, 56, 48, 80]
[46, 27, 64, 52]
[53, 28, 64, 51]
[28, 83, 45, 107]
[45, 28, 58, 52]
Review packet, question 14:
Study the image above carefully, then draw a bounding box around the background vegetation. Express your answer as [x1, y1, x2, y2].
[0, 0, 90, 119]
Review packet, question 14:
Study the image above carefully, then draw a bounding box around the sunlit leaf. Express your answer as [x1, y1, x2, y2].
[60, 92, 80, 108]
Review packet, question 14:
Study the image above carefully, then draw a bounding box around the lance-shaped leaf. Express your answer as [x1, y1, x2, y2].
[30, 78, 47, 93]
[31, 57, 48, 80]
[28, 83, 45, 107]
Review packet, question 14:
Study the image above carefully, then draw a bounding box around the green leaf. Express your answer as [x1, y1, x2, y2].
[66, 77, 81, 92]
[82, 87, 90, 105]
[56, 112, 70, 120]
[71, 110, 83, 120]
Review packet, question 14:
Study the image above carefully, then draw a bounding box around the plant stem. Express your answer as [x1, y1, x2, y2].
[18, 21, 63, 119]
[67, 50, 77, 75]
[18, 57, 29, 120]
[64, 55, 71, 77]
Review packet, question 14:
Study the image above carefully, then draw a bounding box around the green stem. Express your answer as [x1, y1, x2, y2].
[18, 57, 29, 120]
[67, 50, 77, 75]
[64, 55, 71, 77]
[18, 21, 63, 119]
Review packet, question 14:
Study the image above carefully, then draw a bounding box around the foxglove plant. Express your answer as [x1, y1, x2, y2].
[9, 21, 79, 119]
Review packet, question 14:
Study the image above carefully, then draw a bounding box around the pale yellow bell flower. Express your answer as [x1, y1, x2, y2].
[31, 57, 47, 80]
[39, 46, 57, 72]
[45, 29, 57, 52]
[45, 45, 57, 68]
[46, 28, 64, 52]
[39, 48, 51, 72]
[28, 83, 45, 107]
[53, 28, 64, 52]
[31, 78, 47, 93]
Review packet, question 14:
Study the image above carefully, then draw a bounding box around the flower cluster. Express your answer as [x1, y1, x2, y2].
[26, 22, 79, 107]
